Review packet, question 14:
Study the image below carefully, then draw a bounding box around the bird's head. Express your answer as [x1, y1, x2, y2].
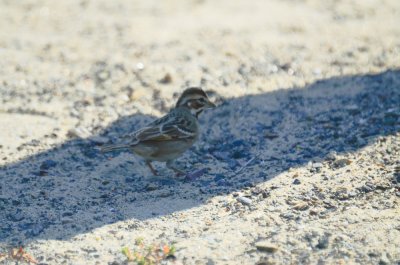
[175, 87, 216, 117]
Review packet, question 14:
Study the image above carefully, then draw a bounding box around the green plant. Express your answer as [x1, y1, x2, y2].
[121, 238, 176, 265]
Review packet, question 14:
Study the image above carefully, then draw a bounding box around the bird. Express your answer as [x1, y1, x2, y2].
[101, 87, 216, 175]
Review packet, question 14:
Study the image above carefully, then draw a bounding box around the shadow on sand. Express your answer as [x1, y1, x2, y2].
[1, 70, 399, 245]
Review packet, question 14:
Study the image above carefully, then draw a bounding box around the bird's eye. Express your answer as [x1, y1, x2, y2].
[198, 98, 206, 103]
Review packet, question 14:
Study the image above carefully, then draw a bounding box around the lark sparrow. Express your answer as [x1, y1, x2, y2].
[101, 87, 216, 175]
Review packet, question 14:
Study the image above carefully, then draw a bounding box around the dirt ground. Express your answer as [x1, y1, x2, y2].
[0, 0, 399, 264]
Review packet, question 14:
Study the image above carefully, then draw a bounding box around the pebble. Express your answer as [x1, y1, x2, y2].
[293, 201, 309, 211]
[359, 182, 375, 193]
[327, 151, 337, 160]
[315, 235, 330, 249]
[159, 73, 173, 84]
[292, 179, 301, 185]
[214, 174, 225, 182]
[255, 241, 279, 253]
[213, 151, 231, 160]
[264, 132, 279, 140]
[379, 252, 390, 265]
[312, 163, 323, 169]
[237, 196, 252, 206]
[40, 159, 57, 170]
[67, 127, 91, 139]
[90, 136, 109, 144]
[313, 68, 322, 75]
[206, 259, 216, 265]
[186, 168, 207, 181]
[96, 70, 110, 81]
[136, 62, 144, 70]
[145, 183, 159, 191]
[0, 15, 399, 264]
[333, 159, 352, 168]
[345, 105, 360, 115]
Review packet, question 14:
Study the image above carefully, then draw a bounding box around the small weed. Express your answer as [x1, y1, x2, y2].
[135, 237, 145, 246]
[0, 246, 38, 264]
[121, 238, 176, 265]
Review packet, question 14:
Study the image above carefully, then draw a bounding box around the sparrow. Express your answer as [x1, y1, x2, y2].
[101, 87, 216, 175]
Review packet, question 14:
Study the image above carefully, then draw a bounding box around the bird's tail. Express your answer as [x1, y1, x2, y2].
[100, 143, 131, 153]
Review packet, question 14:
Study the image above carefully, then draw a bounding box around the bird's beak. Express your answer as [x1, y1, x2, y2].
[205, 100, 216, 108]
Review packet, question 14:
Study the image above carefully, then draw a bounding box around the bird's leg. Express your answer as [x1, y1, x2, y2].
[146, 161, 158, 176]
[166, 160, 185, 176]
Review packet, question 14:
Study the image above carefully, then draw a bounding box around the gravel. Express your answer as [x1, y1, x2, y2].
[1, 0, 400, 264]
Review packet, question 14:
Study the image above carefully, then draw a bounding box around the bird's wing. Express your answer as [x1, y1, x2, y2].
[133, 113, 196, 142]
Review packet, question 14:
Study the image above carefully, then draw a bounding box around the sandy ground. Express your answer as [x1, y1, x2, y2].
[0, 0, 400, 264]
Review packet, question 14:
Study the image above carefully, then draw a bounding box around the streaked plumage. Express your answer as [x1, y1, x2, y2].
[101, 87, 216, 175]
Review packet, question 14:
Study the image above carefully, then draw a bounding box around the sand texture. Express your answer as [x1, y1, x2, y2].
[0, 0, 400, 264]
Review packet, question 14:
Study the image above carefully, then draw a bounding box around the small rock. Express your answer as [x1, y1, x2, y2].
[237, 196, 252, 206]
[379, 252, 390, 265]
[316, 235, 329, 249]
[62, 218, 73, 224]
[81, 247, 97, 254]
[102, 180, 110, 185]
[312, 162, 323, 169]
[334, 187, 350, 200]
[62, 212, 74, 217]
[262, 190, 270, 198]
[159, 73, 172, 84]
[90, 136, 109, 144]
[256, 258, 276, 265]
[206, 259, 216, 265]
[326, 151, 337, 160]
[213, 151, 231, 160]
[36, 170, 48, 176]
[145, 183, 159, 191]
[27, 139, 40, 146]
[231, 139, 246, 147]
[96, 70, 110, 81]
[185, 168, 207, 181]
[309, 207, 321, 216]
[376, 182, 391, 191]
[333, 158, 352, 168]
[130, 88, 147, 101]
[359, 182, 375, 193]
[40, 160, 57, 170]
[67, 127, 91, 139]
[293, 201, 309, 211]
[264, 132, 279, 140]
[313, 68, 321, 75]
[280, 212, 295, 220]
[100, 193, 110, 199]
[383, 111, 398, 126]
[255, 241, 279, 253]
[292, 179, 301, 185]
[345, 105, 360, 115]
[136, 62, 144, 70]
